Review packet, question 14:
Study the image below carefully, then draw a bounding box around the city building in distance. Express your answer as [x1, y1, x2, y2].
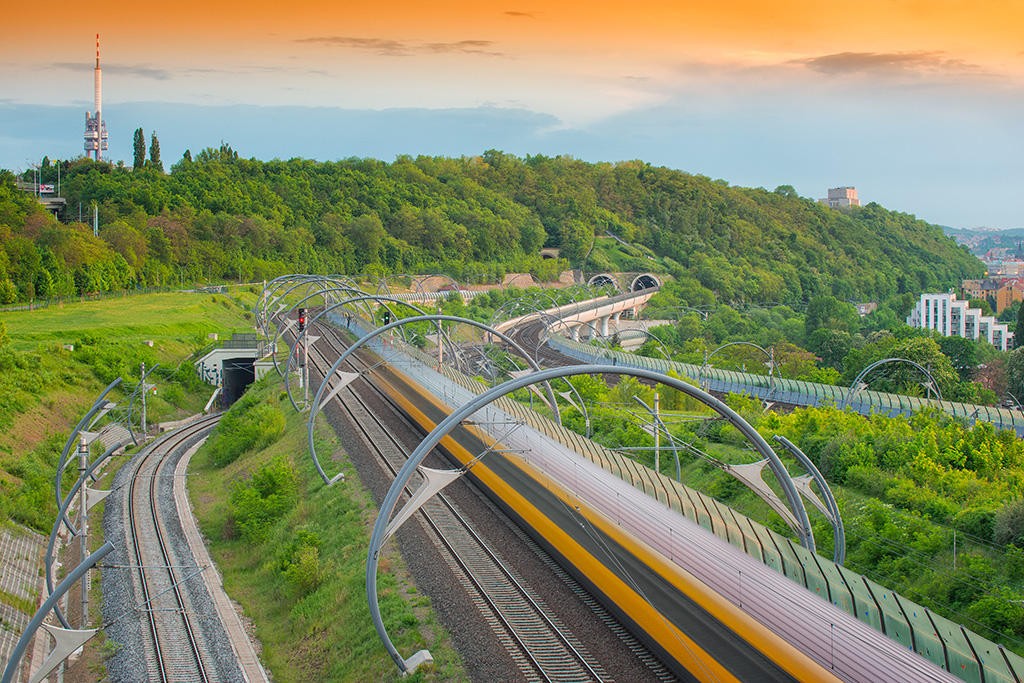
[819, 187, 860, 209]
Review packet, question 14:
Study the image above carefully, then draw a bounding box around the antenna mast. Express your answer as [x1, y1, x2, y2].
[83, 33, 108, 161]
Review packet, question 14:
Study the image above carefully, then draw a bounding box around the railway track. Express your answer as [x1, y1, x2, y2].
[122, 414, 223, 683]
[303, 322, 612, 683]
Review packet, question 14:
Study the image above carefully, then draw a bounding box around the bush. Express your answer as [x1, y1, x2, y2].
[277, 528, 328, 596]
[228, 456, 297, 543]
[995, 500, 1024, 547]
[954, 508, 996, 544]
[205, 392, 286, 467]
[284, 544, 326, 596]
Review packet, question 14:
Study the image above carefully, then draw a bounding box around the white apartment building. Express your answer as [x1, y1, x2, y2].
[906, 292, 1014, 351]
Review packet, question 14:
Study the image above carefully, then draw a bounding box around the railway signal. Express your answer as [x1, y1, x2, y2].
[298, 308, 307, 331]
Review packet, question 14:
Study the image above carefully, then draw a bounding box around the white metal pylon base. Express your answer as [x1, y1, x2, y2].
[28, 624, 98, 683]
[403, 649, 433, 676]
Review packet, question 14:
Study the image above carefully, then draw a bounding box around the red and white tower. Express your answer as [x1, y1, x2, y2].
[83, 34, 108, 160]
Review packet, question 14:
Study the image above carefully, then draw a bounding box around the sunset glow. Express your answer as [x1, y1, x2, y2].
[3, 1, 1024, 228]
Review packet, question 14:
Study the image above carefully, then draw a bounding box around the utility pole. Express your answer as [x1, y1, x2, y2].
[140, 362, 147, 435]
[654, 392, 660, 474]
[298, 309, 307, 400]
[78, 435, 89, 627]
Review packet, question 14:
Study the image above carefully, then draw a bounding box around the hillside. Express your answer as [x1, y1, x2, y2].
[1, 150, 983, 306]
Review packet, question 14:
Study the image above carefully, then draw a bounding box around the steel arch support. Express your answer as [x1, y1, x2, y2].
[773, 435, 845, 564]
[1, 542, 113, 683]
[46, 441, 122, 629]
[306, 315, 559, 486]
[55, 377, 122, 534]
[282, 295, 429, 412]
[365, 364, 814, 674]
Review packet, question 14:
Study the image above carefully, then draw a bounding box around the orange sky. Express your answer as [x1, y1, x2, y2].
[4, 1, 1024, 228]
[6, 1, 1024, 74]
[4, 0, 1020, 123]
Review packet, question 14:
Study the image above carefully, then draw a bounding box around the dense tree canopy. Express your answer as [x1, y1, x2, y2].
[0, 151, 983, 307]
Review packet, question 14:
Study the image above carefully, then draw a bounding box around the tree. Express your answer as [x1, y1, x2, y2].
[1006, 347, 1024, 403]
[937, 335, 977, 381]
[805, 296, 861, 338]
[1016, 303, 1024, 349]
[149, 131, 163, 172]
[346, 214, 386, 266]
[133, 128, 146, 170]
[810, 329, 853, 371]
[969, 297, 993, 317]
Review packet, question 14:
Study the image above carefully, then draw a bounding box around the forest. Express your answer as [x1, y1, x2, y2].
[2, 147, 982, 308]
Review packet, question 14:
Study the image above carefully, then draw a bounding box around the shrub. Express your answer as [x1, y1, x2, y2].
[995, 500, 1024, 547]
[205, 393, 286, 467]
[284, 544, 326, 596]
[229, 457, 297, 543]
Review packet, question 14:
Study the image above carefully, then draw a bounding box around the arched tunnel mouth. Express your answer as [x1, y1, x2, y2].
[631, 274, 660, 291]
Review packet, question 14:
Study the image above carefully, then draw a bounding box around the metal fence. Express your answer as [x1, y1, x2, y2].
[549, 335, 1024, 435]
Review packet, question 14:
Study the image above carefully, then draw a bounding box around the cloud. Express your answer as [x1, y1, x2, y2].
[794, 51, 978, 77]
[51, 62, 172, 80]
[296, 36, 505, 57]
[504, 11, 537, 17]
[423, 40, 501, 56]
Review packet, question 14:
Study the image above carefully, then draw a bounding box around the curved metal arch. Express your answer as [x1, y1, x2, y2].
[701, 341, 777, 403]
[414, 272, 462, 293]
[126, 363, 161, 446]
[542, 314, 605, 345]
[383, 273, 426, 297]
[55, 378, 122, 535]
[363, 363, 814, 674]
[488, 296, 554, 331]
[590, 282, 619, 301]
[773, 435, 846, 565]
[257, 275, 304, 336]
[559, 284, 594, 302]
[259, 274, 333, 323]
[306, 315, 562, 485]
[269, 285, 379, 377]
[47, 439, 122, 629]
[259, 276, 363, 337]
[353, 273, 388, 293]
[610, 327, 673, 360]
[465, 273, 502, 288]
[841, 358, 943, 410]
[505, 272, 539, 289]
[283, 295, 432, 412]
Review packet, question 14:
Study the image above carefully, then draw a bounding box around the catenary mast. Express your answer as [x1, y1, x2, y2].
[83, 34, 108, 160]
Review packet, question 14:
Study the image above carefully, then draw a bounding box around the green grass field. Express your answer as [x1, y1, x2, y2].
[3, 288, 260, 353]
[0, 286, 266, 531]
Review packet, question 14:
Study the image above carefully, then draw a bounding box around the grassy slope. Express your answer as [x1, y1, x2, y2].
[187, 378, 465, 682]
[4, 289, 259, 353]
[0, 287, 260, 531]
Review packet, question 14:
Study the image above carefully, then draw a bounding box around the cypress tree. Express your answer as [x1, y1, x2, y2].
[149, 131, 163, 172]
[132, 128, 146, 170]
